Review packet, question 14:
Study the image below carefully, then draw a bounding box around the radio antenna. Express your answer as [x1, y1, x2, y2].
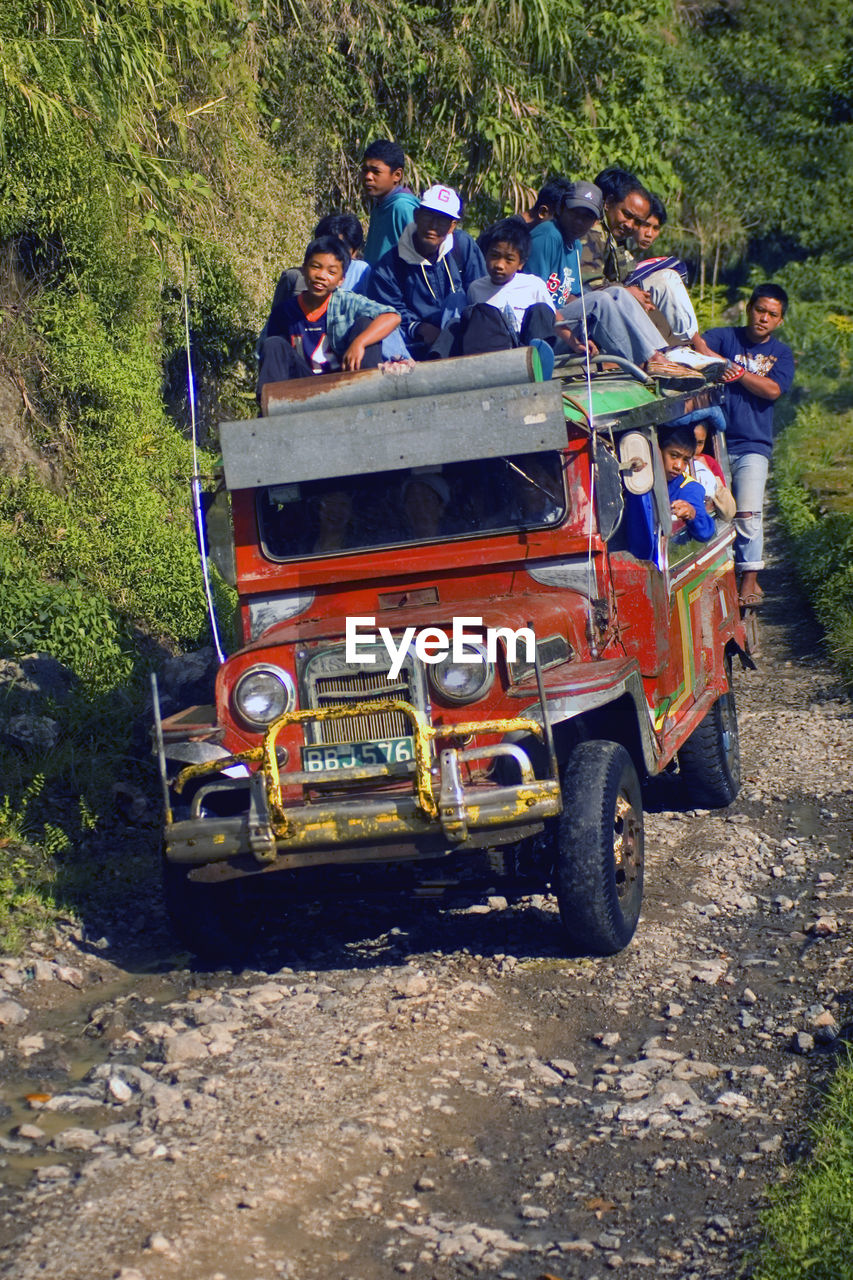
[184, 291, 227, 665]
[573, 252, 600, 655]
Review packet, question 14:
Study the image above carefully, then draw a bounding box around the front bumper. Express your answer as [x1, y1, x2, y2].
[161, 697, 561, 871]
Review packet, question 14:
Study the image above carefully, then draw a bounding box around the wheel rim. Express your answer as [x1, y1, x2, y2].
[719, 692, 740, 782]
[613, 791, 643, 902]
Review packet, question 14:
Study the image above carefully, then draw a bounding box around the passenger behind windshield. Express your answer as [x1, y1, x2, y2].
[257, 452, 568, 561]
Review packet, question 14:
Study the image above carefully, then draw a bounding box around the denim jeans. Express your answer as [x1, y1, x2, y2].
[558, 287, 665, 364]
[729, 451, 770, 571]
[642, 268, 699, 343]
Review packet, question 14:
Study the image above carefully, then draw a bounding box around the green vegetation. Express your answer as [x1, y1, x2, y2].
[749, 1053, 853, 1280]
[771, 262, 853, 688]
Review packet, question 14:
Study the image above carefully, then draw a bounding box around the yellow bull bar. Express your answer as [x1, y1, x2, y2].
[173, 698, 548, 824]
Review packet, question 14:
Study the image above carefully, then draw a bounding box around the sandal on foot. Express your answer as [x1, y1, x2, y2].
[738, 591, 764, 609]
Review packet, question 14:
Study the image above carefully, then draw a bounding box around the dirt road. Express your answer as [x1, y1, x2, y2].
[1, 551, 851, 1280]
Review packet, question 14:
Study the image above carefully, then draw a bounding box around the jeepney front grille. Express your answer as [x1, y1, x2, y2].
[313, 668, 412, 744]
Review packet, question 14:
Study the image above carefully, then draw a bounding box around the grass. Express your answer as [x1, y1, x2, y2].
[772, 387, 853, 688]
[748, 1051, 853, 1280]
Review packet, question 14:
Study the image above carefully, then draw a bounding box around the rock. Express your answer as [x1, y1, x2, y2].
[549, 1058, 578, 1078]
[15, 1123, 46, 1141]
[487, 895, 508, 911]
[0, 998, 28, 1026]
[716, 1091, 751, 1109]
[791, 1031, 815, 1054]
[163, 1030, 209, 1064]
[108, 1076, 134, 1104]
[17, 1033, 46, 1055]
[161, 647, 216, 701]
[54, 965, 84, 988]
[51, 1126, 100, 1152]
[558, 1239, 596, 1255]
[393, 973, 430, 999]
[519, 1204, 549, 1220]
[0, 655, 74, 703]
[529, 1060, 564, 1087]
[807, 916, 839, 936]
[2, 714, 60, 752]
[415, 1175, 436, 1191]
[599, 1232, 622, 1249]
[741, 988, 758, 1005]
[594, 1032, 620, 1048]
[145, 1233, 173, 1254]
[691, 961, 728, 984]
[664, 1003, 684, 1018]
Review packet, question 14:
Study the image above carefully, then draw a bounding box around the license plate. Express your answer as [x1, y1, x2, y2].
[302, 736, 415, 772]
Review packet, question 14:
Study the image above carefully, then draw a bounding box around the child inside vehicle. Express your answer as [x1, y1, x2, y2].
[692, 417, 736, 521]
[658, 423, 715, 541]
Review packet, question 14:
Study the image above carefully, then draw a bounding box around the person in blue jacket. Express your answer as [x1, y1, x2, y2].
[368, 184, 486, 360]
[658, 423, 715, 541]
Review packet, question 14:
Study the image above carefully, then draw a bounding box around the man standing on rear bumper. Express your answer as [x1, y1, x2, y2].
[702, 284, 795, 607]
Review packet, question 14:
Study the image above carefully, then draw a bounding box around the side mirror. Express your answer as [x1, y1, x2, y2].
[594, 438, 625, 542]
[618, 432, 654, 495]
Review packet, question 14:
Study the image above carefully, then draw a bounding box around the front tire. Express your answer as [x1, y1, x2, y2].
[162, 856, 244, 965]
[677, 685, 741, 808]
[552, 740, 644, 955]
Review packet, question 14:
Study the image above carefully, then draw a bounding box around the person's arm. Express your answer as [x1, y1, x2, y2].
[672, 479, 715, 540]
[341, 310, 400, 370]
[368, 254, 423, 345]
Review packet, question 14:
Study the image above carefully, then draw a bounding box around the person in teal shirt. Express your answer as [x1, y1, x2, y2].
[361, 139, 420, 265]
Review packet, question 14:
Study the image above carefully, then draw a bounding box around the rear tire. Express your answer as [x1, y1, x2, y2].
[678, 685, 741, 808]
[552, 740, 644, 955]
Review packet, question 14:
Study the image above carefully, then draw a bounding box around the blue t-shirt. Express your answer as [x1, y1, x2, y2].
[525, 221, 581, 308]
[268, 295, 335, 373]
[702, 326, 795, 459]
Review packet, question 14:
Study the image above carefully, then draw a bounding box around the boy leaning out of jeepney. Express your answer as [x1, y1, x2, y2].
[256, 235, 400, 401]
[657, 423, 715, 541]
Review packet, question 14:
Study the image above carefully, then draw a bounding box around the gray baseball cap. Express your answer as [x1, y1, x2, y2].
[562, 181, 603, 216]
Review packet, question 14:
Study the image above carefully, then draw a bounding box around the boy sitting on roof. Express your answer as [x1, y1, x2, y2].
[461, 216, 556, 355]
[368, 184, 486, 361]
[256, 235, 400, 403]
[361, 138, 421, 266]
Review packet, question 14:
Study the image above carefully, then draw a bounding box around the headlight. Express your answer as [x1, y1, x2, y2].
[428, 644, 494, 704]
[232, 664, 295, 729]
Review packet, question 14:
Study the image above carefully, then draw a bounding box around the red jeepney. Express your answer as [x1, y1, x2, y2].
[154, 348, 749, 957]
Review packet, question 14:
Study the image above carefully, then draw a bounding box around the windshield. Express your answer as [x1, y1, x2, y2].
[256, 451, 568, 561]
